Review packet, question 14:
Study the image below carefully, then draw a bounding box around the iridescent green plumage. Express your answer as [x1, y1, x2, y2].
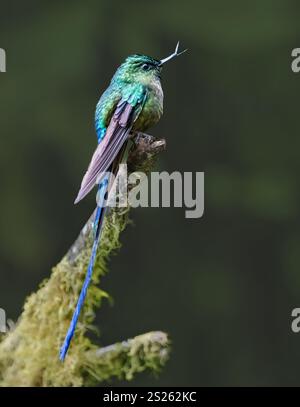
[95, 54, 164, 143]
[60, 44, 186, 361]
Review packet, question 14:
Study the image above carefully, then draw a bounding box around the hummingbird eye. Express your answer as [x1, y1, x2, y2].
[141, 63, 151, 71]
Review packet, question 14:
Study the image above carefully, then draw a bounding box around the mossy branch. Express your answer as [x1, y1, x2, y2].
[85, 331, 169, 383]
[0, 134, 169, 387]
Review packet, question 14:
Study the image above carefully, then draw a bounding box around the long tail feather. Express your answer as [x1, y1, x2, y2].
[59, 141, 131, 361]
[59, 141, 130, 361]
[59, 177, 109, 361]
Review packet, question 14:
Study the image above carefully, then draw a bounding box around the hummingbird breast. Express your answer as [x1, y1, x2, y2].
[132, 79, 163, 132]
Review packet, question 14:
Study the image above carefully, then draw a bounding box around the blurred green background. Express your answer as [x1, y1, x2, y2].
[1, 0, 300, 386]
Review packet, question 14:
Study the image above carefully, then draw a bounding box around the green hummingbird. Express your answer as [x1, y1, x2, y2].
[60, 42, 187, 361]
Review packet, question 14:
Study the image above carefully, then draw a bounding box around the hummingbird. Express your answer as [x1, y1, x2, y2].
[60, 42, 187, 361]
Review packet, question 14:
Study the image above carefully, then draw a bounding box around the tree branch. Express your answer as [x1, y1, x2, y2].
[0, 133, 168, 387]
[85, 331, 169, 383]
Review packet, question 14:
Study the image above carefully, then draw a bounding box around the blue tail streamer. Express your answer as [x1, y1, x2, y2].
[59, 177, 109, 361]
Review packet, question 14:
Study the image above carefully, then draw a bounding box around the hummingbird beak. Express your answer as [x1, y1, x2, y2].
[159, 41, 188, 66]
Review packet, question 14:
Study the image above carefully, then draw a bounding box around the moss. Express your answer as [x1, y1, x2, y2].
[0, 134, 169, 387]
[84, 331, 170, 385]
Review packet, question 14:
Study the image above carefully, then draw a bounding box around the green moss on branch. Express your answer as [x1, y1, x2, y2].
[0, 134, 168, 387]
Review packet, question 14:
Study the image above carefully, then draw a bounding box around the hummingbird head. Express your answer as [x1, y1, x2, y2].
[116, 54, 162, 85]
[115, 42, 187, 85]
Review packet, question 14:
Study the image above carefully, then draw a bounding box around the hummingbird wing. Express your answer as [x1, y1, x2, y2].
[74, 90, 146, 204]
